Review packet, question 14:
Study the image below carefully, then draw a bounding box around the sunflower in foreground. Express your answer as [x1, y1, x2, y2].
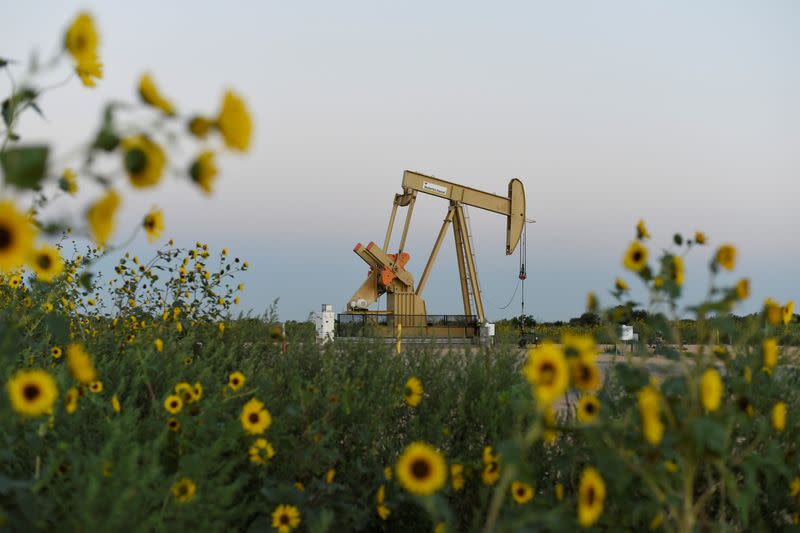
[523, 343, 569, 406]
[7, 369, 58, 417]
[189, 151, 218, 194]
[511, 481, 534, 504]
[0, 200, 38, 273]
[576, 395, 601, 423]
[241, 398, 272, 434]
[700, 368, 723, 412]
[87, 190, 121, 247]
[715, 244, 736, 271]
[142, 208, 165, 243]
[578, 467, 606, 528]
[570, 357, 602, 392]
[248, 438, 276, 465]
[164, 395, 183, 415]
[30, 245, 64, 283]
[271, 504, 301, 533]
[171, 478, 196, 503]
[122, 135, 166, 189]
[216, 90, 253, 151]
[395, 441, 447, 496]
[638, 386, 664, 445]
[404, 376, 423, 407]
[66, 344, 97, 385]
[623, 240, 648, 272]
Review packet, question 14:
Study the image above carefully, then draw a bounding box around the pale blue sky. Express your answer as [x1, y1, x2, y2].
[3, 1, 799, 321]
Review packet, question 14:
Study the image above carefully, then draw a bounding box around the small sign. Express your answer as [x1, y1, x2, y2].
[423, 181, 448, 195]
[620, 325, 634, 341]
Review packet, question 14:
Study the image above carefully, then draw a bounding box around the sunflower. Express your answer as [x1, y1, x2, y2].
[763, 338, 778, 372]
[171, 478, 196, 503]
[638, 386, 664, 445]
[783, 301, 795, 325]
[87, 190, 121, 246]
[0, 200, 37, 273]
[570, 358, 602, 392]
[670, 255, 685, 286]
[192, 382, 203, 402]
[167, 417, 181, 432]
[216, 90, 253, 151]
[623, 241, 648, 272]
[481, 446, 501, 486]
[614, 278, 629, 291]
[66, 344, 97, 384]
[64, 12, 99, 65]
[700, 369, 723, 412]
[143, 208, 164, 243]
[241, 398, 272, 434]
[523, 343, 569, 406]
[636, 219, 650, 240]
[189, 151, 218, 194]
[325, 469, 336, 483]
[586, 291, 598, 312]
[188, 116, 212, 139]
[450, 463, 465, 491]
[30, 245, 64, 283]
[6, 369, 58, 417]
[65, 387, 79, 414]
[735, 278, 749, 300]
[8, 275, 21, 289]
[578, 467, 606, 528]
[396, 442, 447, 496]
[764, 298, 782, 325]
[138, 73, 175, 115]
[164, 395, 183, 415]
[175, 382, 195, 404]
[792, 477, 800, 500]
[543, 405, 559, 444]
[228, 371, 246, 391]
[404, 377, 423, 407]
[562, 334, 597, 362]
[111, 394, 121, 413]
[88, 380, 103, 394]
[122, 135, 166, 189]
[248, 438, 276, 464]
[694, 231, 706, 245]
[376, 484, 391, 520]
[51, 346, 62, 359]
[576, 395, 601, 423]
[75, 55, 103, 87]
[715, 244, 736, 271]
[60, 168, 79, 195]
[511, 481, 534, 504]
[271, 504, 301, 533]
[772, 402, 787, 433]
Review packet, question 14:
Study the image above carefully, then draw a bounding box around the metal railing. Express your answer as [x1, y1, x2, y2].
[336, 314, 480, 338]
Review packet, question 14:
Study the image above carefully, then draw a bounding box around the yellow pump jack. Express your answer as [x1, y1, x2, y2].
[346, 170, 525, 336]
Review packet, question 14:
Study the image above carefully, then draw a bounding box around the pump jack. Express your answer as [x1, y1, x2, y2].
[344, 170, 526, 338]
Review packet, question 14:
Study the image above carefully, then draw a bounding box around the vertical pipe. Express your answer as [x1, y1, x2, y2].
[458, 205, 486, 324]
[396, 192, 417, 257]
[452, 207, 473, 317]
[383, 196, 400, 250]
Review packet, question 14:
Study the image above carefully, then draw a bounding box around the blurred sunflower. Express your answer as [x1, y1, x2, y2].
[167, 417, 180, 432]
[670, 255, 685, 286]
[614, 278, 629, 292]
[715, 244, 736, 271]
[6, 369, 58, 417]
[175, 382, 194, 404]
[138, 73, 175, 115]
[763, 338, 778, 372]
[578, 467, 606, 528]
[700, 369, 722, 412]
[271, 504, 301, 533]
[764, 298, 782, 325]
[395, 441, 447, 496]
[623, 241, 648, 272]
[143, 208, 165, 243]
[636, 219, 650, 240]
[66, 344, 96, 384]
[64, 387, 79, 414]
[75, 55, 103, 87]
[511, 481, 534, 504]
[122, 135, 166, 189]
[576, 395, 601, 423]
[523, 343, 569, 406]
[188, 116, 212, 139]
[638, 385, 664, 445]
[248, 438, 276, 465]
[0, 200, 38, 273]
[376, 485, 391, 520]
[241, 398, 271, 434]
[735, 278, 749, 300]
[111, 394, 121, 413]
[164, 394, 183, 414]
[228, 371, 246, 391]
[88, 380, 103, 394]
[60, 168, 79, 195]
[404, 376, 423, 407]
[562, 334, 597, 361]
[216, 90, 253, 151]
[87, 190, 121, 246]
[189, 151, 218, 194]
[64, 12, 102, 86]
[171, 478, 196, 503]
[694, 231, 706, 245]
[571, 358, 602, 392]
[772, 402, 787, 432]
[30, 245, 64, 283]
[783, 301, 795, 325]
[51, 346, 62, 359]
[450, 464, 465, 491]
[482, 446, 500, 486]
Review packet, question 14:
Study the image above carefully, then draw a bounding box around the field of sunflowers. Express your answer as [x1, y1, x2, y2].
[2, 11, 800, 533]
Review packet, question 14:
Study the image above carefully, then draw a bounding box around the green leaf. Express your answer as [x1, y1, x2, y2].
[78, 271, 94, 291]
[0, 145, 49, 189]
[44, 314, 69, 344]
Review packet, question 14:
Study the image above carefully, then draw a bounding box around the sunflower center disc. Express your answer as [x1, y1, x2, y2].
[0, 226, 12, 249]
[411, 458, 431, 479]
[23, 384, 41, 401]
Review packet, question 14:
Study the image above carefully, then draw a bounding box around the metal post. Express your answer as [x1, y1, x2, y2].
[416, 206, 455, 296]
